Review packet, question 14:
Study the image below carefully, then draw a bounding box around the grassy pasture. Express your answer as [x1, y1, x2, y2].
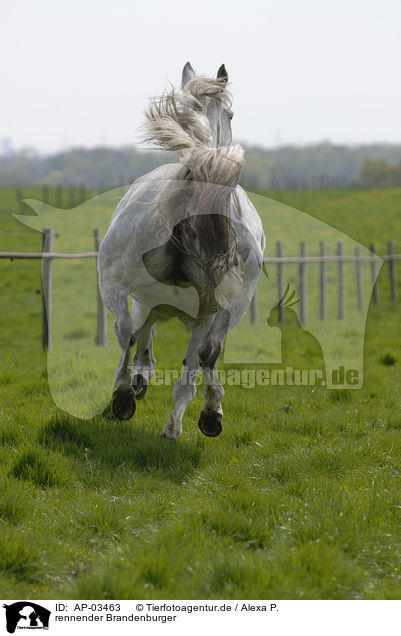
[0, 186, 401, 599]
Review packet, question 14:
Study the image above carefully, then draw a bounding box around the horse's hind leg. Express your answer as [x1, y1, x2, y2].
[162, 318, 213, 440]
[102, 284, 136, 420]
[131, 306, 157, 400]
[197, 308, 231, 437]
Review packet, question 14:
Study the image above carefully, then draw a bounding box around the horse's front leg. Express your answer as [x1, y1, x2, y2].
[197, 307, 231, 437]
[162, 318, 212, 440]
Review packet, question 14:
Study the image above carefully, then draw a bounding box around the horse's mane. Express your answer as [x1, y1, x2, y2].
[141, 76, 243, 187]
[141, 71, 244, 290]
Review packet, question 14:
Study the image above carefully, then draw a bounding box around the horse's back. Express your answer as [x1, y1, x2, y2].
[109, 163, 188, 226]
[99, 164, 265, 303]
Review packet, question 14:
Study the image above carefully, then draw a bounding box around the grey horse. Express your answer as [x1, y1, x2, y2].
[98, 62, 265, 439]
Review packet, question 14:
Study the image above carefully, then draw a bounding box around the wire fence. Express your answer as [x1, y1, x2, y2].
[0, 227, 106, 351]
[0, 230, 399, 349]
[249, 240, 398, 324]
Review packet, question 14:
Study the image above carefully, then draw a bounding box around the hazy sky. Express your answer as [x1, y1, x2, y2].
[2, 0, 400, 153]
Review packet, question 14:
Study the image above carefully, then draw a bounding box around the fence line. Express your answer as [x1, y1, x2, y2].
[337, 240, 344, 319]
[370, 243, 379, 305]
[1, 234, 400, 341]
[299, 242, 307, 324]
[262, 254, 401, 263]
[255, 241, 399, 325]
[2, 253, 399, 262]
[355, 246, 363, 309]
[42, 227, 54, 350]
[277, 241, 284, 323]
[0, 252, 98, 259]
[320, 242, 326, 320]
[0, 228, 105, 351]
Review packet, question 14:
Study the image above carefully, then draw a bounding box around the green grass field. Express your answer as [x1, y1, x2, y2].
[1, 186, 401, 599]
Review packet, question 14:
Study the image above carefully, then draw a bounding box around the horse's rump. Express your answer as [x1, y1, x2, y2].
[158, 177, 239, 288]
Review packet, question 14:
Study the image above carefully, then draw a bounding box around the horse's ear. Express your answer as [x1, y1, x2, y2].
[217, 64, 228, 84]
[182, 62, 196, 87]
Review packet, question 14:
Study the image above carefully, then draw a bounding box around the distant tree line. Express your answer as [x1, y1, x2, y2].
[0, 142, 401, 190]
[0, 146, 172, 189]
[356, 159, 401, 188]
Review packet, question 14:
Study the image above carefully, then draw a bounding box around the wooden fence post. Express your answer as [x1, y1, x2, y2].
[320, 241, 326, 320]
[277, 241, 284, 323]
[94, 229, 107, 345]
[388, 241, 397, 301]
[337, 240, 344, 319]
[370, 243, 379, 304]
[355, 245, 363, 309]
[42, 227, 54, 351]
[299, 242, 307, 324]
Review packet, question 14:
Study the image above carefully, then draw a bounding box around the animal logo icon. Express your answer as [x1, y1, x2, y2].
[267, 284, 325, 378]
[3, 602, 51, 633]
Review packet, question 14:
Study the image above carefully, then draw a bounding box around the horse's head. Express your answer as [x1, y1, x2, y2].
[181, 62, 233, 147]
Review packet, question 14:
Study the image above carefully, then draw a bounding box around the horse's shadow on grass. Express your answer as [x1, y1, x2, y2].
[38, 411, 205, 484]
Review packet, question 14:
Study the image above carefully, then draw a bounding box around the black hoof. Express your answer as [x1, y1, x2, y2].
[112, 388, 136, 420]
[198, 408, 222, 437]
[132, 374, 148, 400]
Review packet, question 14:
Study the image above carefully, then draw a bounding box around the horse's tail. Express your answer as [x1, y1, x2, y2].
[142, 90, 244, 289]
